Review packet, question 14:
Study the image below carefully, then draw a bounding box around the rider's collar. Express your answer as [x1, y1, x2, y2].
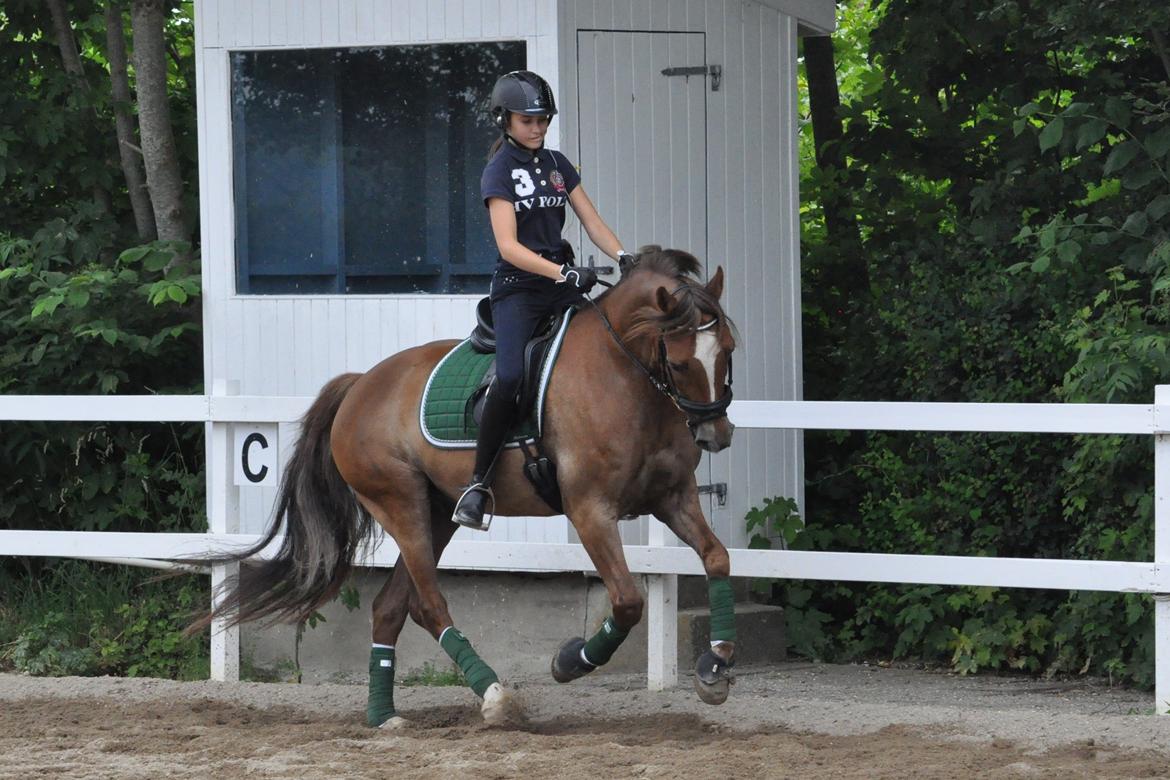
[503, 134, 545, 162]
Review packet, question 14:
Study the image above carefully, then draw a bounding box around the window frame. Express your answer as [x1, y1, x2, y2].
[228, 39, 531, 298]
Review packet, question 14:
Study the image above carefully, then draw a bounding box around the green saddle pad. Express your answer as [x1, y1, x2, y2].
[419, 310, 574, 449]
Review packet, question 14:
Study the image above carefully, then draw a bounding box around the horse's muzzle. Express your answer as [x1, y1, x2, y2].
[694, 418, 735, 453]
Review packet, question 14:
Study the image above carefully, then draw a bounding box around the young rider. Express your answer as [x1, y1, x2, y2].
[452, 70, 632, 530]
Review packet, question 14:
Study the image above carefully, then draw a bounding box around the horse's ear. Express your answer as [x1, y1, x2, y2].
[655, 286, 675, 313]
[706, 266, 725, 300]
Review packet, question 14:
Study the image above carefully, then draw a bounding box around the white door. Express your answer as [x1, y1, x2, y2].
[577, 30, 716, 545]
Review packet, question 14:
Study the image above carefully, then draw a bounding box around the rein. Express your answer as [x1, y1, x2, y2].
[583, 280, 733, 429]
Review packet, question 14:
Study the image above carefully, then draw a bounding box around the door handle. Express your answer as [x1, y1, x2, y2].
[587, 255, 615, 276]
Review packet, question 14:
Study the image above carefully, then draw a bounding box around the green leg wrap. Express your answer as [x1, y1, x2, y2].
[708, 576, 738, 643]
[439, 627, 499, 698]
[367, 646, 397, 727]
[582, 616, 631, 666]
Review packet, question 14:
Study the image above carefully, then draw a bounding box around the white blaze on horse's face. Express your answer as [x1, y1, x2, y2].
[694, 322, 721, 402]
[691, 317, 734, 453]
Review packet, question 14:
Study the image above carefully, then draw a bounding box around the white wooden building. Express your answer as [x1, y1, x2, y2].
[194, 0, 833, 551]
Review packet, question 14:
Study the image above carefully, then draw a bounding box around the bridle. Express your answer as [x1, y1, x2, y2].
[585, 280, 734, 431]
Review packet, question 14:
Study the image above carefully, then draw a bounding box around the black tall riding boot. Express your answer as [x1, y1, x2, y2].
[452, 382, 516, 530]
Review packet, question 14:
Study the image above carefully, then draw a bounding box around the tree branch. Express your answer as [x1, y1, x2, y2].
[131, 0, 189, 244]
[44, 0, 112, 215]
[167, 41, 186, 81]
[106, 2, 158, 241]
[803, 32, 868, 303]
[43, 0, 87, 82]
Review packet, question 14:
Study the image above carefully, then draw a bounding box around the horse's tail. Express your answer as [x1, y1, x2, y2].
[188, 372, 372, 634]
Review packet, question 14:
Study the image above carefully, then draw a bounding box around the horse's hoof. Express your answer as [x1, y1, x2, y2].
[694, 649, 735, 705]
[378, 715, 410, 730]
[551, 637, 596, 683]
[481, 682, 522, 727]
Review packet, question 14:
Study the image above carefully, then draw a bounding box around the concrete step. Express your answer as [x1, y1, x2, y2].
[677, 574, 755, 609]
[601, 599, 786, 674]
[678, 603, 786, 668]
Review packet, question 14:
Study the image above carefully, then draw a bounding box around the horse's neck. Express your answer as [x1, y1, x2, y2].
[595, 273, 670, 365]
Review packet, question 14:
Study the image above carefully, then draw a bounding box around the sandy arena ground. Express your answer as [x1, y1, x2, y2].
[2, 662, 1169, 779]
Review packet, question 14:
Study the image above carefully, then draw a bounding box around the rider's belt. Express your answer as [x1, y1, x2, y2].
[541, 240, 575, 264]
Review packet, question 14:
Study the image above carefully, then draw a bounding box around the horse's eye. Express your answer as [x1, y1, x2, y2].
[669, 361, 689, 372]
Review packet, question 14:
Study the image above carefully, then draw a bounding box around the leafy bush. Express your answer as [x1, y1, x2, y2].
[748, 495, 1156, 686]
[0, 561, 210, 680]
[7, 611, 101, 677]
[0, 224, 205, 544]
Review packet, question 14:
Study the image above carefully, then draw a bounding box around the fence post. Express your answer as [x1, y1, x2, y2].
[646, 573, 678, 690]
[208, 379, 240, 682]
[646, 520, 678, 690]
[1155, 386, 1170, 714]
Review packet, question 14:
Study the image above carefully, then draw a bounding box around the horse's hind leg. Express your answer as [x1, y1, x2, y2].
[358, 478, 514, 726]
[652, 488, 736, 705]
[364, 488, 458, 727]
[369, 487, 457, 645]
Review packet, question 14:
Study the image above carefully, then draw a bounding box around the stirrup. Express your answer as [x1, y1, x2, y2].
[452, 482, 495, 531]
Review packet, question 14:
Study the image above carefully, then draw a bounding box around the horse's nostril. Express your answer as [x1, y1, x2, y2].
[697, 438, 722, 453]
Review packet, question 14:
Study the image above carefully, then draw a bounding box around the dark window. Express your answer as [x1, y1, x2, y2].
[231, 42, 525, 294]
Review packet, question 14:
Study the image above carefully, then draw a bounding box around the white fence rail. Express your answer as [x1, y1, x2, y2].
[2, 391, 1167, 713]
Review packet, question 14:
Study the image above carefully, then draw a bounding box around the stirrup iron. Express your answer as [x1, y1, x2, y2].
[452, 482, 495, 531]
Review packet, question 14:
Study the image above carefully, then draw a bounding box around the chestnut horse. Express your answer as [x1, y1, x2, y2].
[199, 247, 739, 727]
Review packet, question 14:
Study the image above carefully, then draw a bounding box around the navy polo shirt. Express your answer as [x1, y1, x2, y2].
[481, 140, 581, 270]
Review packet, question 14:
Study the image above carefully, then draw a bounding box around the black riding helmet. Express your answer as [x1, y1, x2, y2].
[490, 70, 557, 128]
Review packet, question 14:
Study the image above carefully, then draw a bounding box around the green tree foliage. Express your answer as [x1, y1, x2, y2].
[793, 0, 1170, 686]
[0, 1, 205, 672]
[0, 230, 204, 538]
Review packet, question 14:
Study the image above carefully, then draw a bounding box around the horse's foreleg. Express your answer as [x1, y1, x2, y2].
[654, 490, 737, 705]
[552, 509, 643, 683]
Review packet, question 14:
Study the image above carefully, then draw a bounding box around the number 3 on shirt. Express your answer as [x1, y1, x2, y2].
[511, 168, 535, 197]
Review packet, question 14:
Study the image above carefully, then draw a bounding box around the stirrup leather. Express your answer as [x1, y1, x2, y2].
[452, 482, 495, 531]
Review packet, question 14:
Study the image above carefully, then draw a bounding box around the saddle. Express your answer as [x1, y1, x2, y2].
[466, 296, 565, 424]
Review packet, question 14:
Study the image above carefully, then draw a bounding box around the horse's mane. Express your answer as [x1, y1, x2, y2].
[616, 245, 737, 347]
[626, 244, 704, 279]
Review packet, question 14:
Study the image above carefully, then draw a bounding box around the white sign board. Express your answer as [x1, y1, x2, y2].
[233, 424, 279, 487]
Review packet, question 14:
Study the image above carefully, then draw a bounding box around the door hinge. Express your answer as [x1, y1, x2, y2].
[697, 482, 728, 507]
[661, 64, 721, 91]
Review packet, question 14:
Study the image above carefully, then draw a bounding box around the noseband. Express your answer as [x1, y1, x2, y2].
[585, 285, 734, 431]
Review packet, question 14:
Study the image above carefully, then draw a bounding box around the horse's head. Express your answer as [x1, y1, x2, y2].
[614, 247, 738, 453]
[654, 266, 736, 452]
